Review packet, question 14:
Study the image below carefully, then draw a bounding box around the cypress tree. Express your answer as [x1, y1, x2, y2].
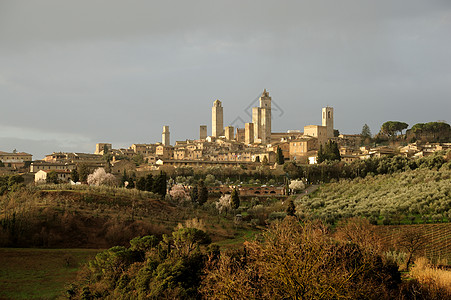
[197, 180, 208, 205]
[231, 188, 240, 210]
[286, 199, 296, 216]
[145, 174, 154, 192]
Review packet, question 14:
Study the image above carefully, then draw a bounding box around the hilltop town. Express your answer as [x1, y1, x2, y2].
[0, 89, 450, 185]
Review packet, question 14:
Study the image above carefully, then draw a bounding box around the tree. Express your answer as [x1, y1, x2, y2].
[121, 170, 129, 187]
[317, 144, 326, 163]
[396, 227, 428, 270]
[197, 180, 208, 205]
[153, 171, 167, 197]
[380, 121, 408, 137]
[70, 169, 79, 183]
[87, 168, 118, 186]
[230, 188, 240, 210]
[286, 199, 296, 216]
[78, 164, 91, 183]
[333, 129, 340, 137]
[215, 194, 231, 214]
[145, 174, 154, 192]
[318, 141, 341, 163]
[261, 156, 269, 165]
[136, 177, 146, 191]
[46, 171, 59, 184]
[190, 185, 199, 203]
[289, 180, 305, 192]
[361, 124, 371, 139]
[276, 147, 285, 165]
[255, 156, 260, 163]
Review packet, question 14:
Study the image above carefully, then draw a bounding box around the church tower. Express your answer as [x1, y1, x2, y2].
[322, 106, 334, 139]
[212, 100, 224, 137]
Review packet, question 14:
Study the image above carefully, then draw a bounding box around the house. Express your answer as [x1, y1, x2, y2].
[34, 170, 71, 183]
[0, 151, 32, 169]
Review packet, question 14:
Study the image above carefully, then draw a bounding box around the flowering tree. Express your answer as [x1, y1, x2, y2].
[169, 184, 190, 204]
[289, 180, 305, 191]
[215, 194, 231, 214]
[87, 168, 118, 186]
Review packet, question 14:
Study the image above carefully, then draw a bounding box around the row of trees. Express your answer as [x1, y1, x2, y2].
[284, 151, 449, 184]
[135, 172, 167, 198]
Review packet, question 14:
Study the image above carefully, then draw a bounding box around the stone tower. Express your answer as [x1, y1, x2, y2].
[252, 89, 272, 144]
[212, 100, 224, 137]
[199, 125, 207, 140]
[245, 123, 254, 144]
[224, 126, 234, 140]
[322, 107, 334, 139]
[162, 125, 170, 146]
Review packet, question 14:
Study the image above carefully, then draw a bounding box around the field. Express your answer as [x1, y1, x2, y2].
[0, 248, 100, 300]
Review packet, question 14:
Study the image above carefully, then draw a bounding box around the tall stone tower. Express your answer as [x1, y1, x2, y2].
[212, 100, 224, 137]
[162, 125, 170, 146]
[252, 89, 272, 144]
[322, 106, 334, 138]
[199, 125, 207, 140]
[245, 123, 254, 144]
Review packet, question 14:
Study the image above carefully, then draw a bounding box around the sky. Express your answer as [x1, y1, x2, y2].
[1, 0, 450, 159]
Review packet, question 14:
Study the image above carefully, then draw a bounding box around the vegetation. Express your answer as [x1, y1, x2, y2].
[68, 218, 451, 299]
[317, 140, 341, 163]
[0, 248, 99, 300]
[380, 121, 409, 137]
[410, 121, 451, 143]
[297, 167, 451, 225]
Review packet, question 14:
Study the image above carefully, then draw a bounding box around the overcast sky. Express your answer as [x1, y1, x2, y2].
[1, 0, 450, 159]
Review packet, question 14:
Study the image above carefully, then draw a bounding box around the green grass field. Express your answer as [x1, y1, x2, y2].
[0, 248, 100, 300]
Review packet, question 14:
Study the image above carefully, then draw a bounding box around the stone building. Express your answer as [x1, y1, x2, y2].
[212, 100, 224, 137]
[245, 123, 254, 144]
[322, 106, 334, 139]
[235, 128, 245, 143]
[199, 125, 207, 140]
[289, 137, 318, 162]
[224, 126, 234, 140]
[0, 151, 32, 168]
[252, 89, 272, 144]
[162, 125, 170, 146]
[95, 143, 112, 155]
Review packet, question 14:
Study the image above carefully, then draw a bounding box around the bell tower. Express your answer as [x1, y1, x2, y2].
[322, 106, 334, 139]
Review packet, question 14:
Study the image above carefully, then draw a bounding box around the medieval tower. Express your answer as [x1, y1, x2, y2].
[252, 89, 272, 144]
[212, 100, 224, 137]
[322, 106, 334, 138]
[162, 125, 170, 146]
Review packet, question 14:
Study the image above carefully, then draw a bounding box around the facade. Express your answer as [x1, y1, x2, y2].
[30, 161, 75, 173]
[0, 151, 32, 168]
[304, 125, 328, 146]
[156, 145, 174, 159]
[252, 89, 272, 144]
[162, 125, 170, 146]
[34, 169, 71, 183]
[212, 100, 224, 137]
[289, 137, 318, 162]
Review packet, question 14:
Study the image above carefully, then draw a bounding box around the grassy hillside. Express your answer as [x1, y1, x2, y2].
[297, 167, 451, 224]
[0, 248, 99, 299]
[0, 184, 263, 249]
